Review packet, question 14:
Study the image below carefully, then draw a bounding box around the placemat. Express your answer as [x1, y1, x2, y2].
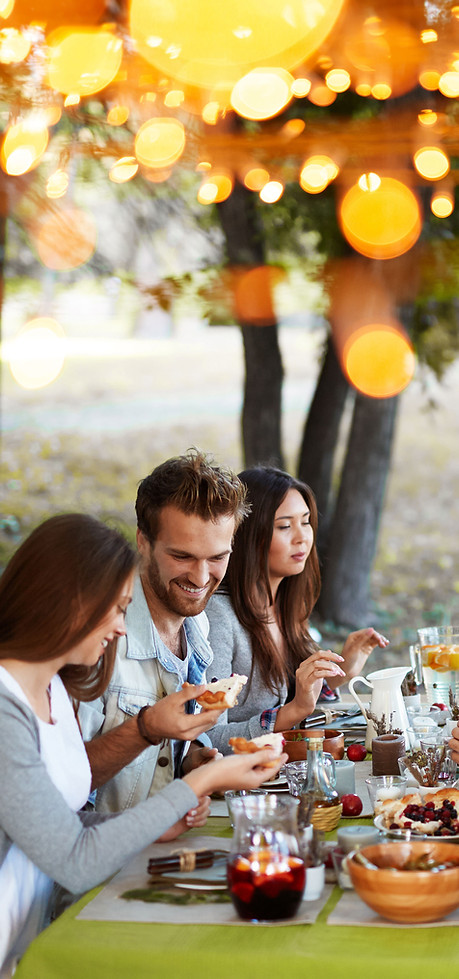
[77, 836, 332, 926]
[327, 889, 459, 928]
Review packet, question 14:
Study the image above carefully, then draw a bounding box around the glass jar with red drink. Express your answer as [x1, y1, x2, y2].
[227, 794, 305, 922]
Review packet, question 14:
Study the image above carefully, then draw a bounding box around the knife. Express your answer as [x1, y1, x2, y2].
[147, 848, 228, 875]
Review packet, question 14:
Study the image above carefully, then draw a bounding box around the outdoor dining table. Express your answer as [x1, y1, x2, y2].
[14, 757, 459, 979]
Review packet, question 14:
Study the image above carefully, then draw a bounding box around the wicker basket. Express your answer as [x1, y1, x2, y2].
[311, 802, 342, 832]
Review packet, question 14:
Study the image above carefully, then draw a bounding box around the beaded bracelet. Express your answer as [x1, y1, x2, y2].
[136, 705, 165, 747]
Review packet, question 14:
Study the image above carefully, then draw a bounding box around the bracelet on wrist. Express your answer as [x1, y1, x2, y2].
[136, 705, 165, 747]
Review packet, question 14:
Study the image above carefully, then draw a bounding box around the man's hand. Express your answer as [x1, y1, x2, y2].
[181, 745, 222, 775]
[449, 726, 459, 764]
[142, 684, 223, 743]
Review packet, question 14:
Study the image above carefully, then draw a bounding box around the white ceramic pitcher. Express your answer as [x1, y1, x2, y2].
[348, 666, 411, 750]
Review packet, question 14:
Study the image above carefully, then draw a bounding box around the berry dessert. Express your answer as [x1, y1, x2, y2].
[378, 788, 459, 836]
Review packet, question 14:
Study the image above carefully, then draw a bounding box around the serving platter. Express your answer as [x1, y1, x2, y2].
[374, 813, 459, 843]
[160, 861, 228, 890]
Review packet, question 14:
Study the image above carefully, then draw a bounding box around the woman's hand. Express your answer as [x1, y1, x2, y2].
[181, 745, 222, 775]
[449, 727, 459, 764]
[157, 795, 211, 841]
[327, 628, 389, 689]
[183, 749, 287, 798]
[275, 650, 346, 729]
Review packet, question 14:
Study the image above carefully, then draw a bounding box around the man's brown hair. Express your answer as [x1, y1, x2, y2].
[136, 448, 250, 541]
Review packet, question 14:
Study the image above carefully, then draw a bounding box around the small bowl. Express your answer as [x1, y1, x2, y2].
[282, 729, 344, 762]
[347, 841, 459, 923]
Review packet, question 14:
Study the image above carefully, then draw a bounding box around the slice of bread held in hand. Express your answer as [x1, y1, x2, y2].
[195, 674, 248, 711]
[228, 732, 285, 766]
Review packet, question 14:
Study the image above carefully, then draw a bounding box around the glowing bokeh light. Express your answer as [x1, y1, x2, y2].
[1, 114, 48, 175]
[0, 27, 30, 63]
[280, 118, 305, 137]
[231, 67, 293, 120]
[46, 169, 69, 199]
[243, 167, 269, 191]
[109, 156, 139, 184]
[371, 82, 391, 100]
[0, 0, 14, 17]
[420, 30, 438, 43]
[130, 0, 345, 96]
[439, 71, 459, 97]
[197, 170, 233, 204]
[344, 16, 421, 97]
[8, 318, 66, 390]
[259, 180, 284, 203]
[418, 108, 437, 126]
[291, 77, 311, 98]
[419, 69, 440, 90]
[33, 206, 97, 270]
[46, 28, 123, 97]
[134, 117, 186, 169]
[343, 324, 415, 398]
[107, 105, 130, 126]
[326, 68, 351, 92]
[413, 146, 449, 180]
[233, 265, 282, 326]
[308, 82, 336, 106]
[300, 155, 339, 194]
[202, 102, 220, 124]
[340, 176, 421, 259]
[431, 189, 454, 218]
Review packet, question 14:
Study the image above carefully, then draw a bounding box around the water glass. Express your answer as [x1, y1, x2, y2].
[365, 774, 408, 812]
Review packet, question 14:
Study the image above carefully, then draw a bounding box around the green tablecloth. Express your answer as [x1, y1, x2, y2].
[14, 816, 459, 979]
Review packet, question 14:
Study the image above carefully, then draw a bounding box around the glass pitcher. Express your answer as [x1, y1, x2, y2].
[227, 793, 305, 922]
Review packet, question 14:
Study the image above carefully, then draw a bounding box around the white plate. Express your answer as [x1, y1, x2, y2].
[374, 813, 459, 842]
[261, 774, 288, 789]
[161, 861, 228, 890]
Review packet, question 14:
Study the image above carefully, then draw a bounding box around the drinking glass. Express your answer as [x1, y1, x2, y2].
[417, 626, 459, 707]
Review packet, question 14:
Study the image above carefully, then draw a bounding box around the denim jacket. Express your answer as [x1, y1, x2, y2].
[79, 575, 213, 812]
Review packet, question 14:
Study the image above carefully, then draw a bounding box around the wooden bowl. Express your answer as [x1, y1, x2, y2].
[282, 729, 345, 762]
[347, 841, 459, 923]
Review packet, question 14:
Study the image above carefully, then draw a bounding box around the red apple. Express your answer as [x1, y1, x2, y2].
[347, 743, 367, 762]
[341, 794, 363, 817]
[431, 703, 448, 711]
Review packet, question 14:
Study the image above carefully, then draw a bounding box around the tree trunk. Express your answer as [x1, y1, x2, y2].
[297, 333, 351, 553]
[318, 391, 399, 628]
[217, 184, 284, 467]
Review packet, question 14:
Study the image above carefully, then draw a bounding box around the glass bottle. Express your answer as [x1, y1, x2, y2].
[304, 735, 342, 830]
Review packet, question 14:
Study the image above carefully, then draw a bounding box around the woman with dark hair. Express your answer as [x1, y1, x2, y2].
[0, 513, 285, 976]
[206, 466, 388, 753]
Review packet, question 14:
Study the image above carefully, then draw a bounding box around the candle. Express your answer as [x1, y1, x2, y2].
[372, 733, 405, 776]
[337, 824, 381, 854]
[334, 759, 356, 797]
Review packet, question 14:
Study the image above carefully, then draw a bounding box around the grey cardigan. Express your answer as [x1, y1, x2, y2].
[0, 681, 197, 894]
[205, 592, 288, 753]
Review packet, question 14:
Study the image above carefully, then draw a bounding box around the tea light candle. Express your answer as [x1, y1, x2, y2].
[337, 825, 380, 853]
[334, 759, 356, 797]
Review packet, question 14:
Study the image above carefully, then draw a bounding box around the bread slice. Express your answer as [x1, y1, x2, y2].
[195, 674, 248, 711]
[228, 733, 285, 766]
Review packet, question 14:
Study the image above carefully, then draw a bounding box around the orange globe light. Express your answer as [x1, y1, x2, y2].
[1, 114, 48, 175]
[300, 155, 339, 194]
[413, 146, 450, 180]
[130, 0, 345, 98]
[197, 170, 233, 204]
[230, 68, 293, 120]
[0, 27, 30, 63]
[33, 206, 96, 270]
[134, 117, 186, 169]
[233, 265, 283, 325]
[339, 175, 422, 259]
[431, 189, 454, 218]
[46, 28, 123, 97]
[109, 157, 139, 184]
[342, 324, 416, 398]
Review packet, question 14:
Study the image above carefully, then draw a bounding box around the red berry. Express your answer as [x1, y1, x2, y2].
[347, 744, 367, 762]
[341, 794, 363, 817]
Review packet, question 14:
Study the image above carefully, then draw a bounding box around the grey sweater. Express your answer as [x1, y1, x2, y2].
[205, 592, 288, 753]
[0, 682, 197, 893]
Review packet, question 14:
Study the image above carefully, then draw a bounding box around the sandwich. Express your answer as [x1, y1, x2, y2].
[194, 674, 248, 711]
[228, 732, 285, 766]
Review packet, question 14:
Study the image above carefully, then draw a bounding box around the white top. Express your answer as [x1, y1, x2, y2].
[0, 667, 91, 978]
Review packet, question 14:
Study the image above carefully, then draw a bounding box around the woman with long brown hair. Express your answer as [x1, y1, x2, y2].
[0, 513, 285, 976]
[206, 466, 388, 752]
